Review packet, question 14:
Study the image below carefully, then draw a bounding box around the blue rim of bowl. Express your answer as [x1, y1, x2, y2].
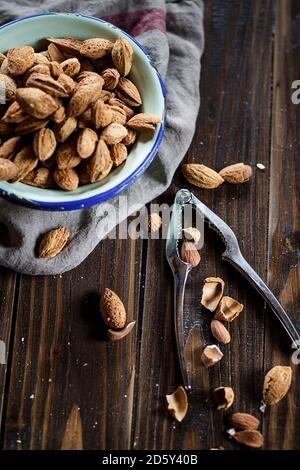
[0, 12, 166, 211]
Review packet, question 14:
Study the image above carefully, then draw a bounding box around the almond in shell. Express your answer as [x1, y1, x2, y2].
[219, 163, 252, 184]
[38, 227, 70, 258]
[47, 37, 83, 55]
[67, 83, 102, 117]
[0, 73, 17, 101]
[15, 117, 49, 135]
[0, 136, 23, 159]
[101, 68, 120, 90]
[60, 58, 81, 77]
[47, 43, 65, 63]
[80, 38, 114, 59]
[101, 123, 128, 145]
[116, 77, 142, 107]
[127, 113, 161, 131]
[54, 167, 79, 191]
[111, 37, 133, 77]
[122, 128, 137, 146]
[26, 72, 68, 98]
[77, 128, 98, 159]
[100, 288, 127, 329]
[92, 100, 113, 129]
[110, 143, 128, 167]
[16, 87, 58, 119]
[33, 128, 57, 161]
[7, 46, 35, 76]
[0, 157, 19, 180]
[12, 145, 38, 182]
[56, 140, 81, 169]
[263, 365, 292, 405]
[22, 167, 55, 188]
[54, 117, 77, 142]
[87, 139, 113, 182]
[182, 164, 224, 189]
[1, 101, 27, 124]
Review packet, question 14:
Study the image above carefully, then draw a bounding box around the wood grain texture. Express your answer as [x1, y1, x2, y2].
[263, 0, 300, 449]
[0, 268, 16, 428]
[2, 237, 143, 449]
[0, 0, 299, 450]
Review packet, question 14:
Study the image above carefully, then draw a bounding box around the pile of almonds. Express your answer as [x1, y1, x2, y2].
[0, 36, 161, 190]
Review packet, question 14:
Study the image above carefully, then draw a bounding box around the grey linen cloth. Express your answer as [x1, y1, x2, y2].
[0, 0, 204, 275]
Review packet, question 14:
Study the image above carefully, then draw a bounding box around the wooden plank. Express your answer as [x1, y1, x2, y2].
[2, 236, 143, 449]
[132, 0, 275, 450]
[264, 0, 300, 450]
[0, 267, 16, 435]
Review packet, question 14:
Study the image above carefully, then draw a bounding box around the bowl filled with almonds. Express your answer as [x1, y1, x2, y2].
[0, 12, 165, 210]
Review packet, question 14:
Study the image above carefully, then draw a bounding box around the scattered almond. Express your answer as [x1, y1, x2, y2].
[182, 164, 224, 189]
[214, 296, 244, 322]
[180, 241, 201, 267]
[107, 321, 136, 341]
[100, 288, 127, 330]
[210, 320, 230, 344]
[228, 412, 260, 431]
[229, 429, 264, 448]
[213, 386, 234, 410]
[201, 345, 223, 368]
[38, 227, 70, 258]
[166, 386, 188, 422]
[201, 277, 225, 312]
[219, 163, 252, 184]
[263, 365, 292, 405]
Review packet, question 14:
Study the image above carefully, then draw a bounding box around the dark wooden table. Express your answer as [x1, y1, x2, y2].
[0, 0, 299, 450]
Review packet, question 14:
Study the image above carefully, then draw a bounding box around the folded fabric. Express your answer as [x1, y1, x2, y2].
[0, 0, 204, 275]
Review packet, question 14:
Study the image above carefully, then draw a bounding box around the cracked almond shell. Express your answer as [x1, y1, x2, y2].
[107, 321, 136, 341]
[213, 386, 234, 410]
[214, 296, 243, 322]
[201, 277, 225, 312]
[166, 386, 188, 422]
